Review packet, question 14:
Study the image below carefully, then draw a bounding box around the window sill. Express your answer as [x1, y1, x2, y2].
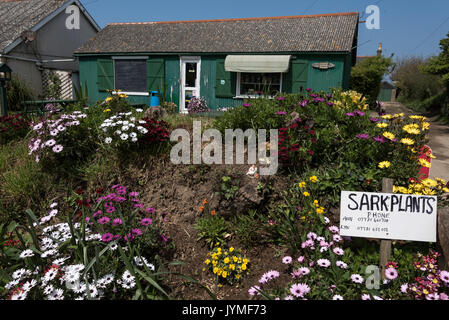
[233, 95, 275, 99]
[112, 91, 149, 96]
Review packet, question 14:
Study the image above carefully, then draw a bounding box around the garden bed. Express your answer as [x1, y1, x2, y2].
[1, 90, 449, 300]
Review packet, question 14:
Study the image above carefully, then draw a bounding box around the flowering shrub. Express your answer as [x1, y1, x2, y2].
[1, 185, 172, 300]
[138, 117, 170, 145]
[187, 96, 209, 114]
[278, 115, 315, 167]
[99, 110, 148, 149]
[393, 177, 449, 207]
[194, 199, 228, 249]
[204, 244, 249, 285]
[27, 111, 87, 163]
[0, 114, 30, 145]
[331, 89, 369, 110]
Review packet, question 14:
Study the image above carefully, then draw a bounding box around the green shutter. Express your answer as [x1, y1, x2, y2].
[97, 59, 114, 91]
[291, 60, 308, 93]
[147, 58, 165, 92]
[215, 59, 235, 98]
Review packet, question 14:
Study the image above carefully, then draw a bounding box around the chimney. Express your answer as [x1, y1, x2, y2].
[377, 43, 383, 56]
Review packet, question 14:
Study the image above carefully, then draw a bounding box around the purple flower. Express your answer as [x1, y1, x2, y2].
[282, 256, 292, 264]
[133, 203, 144, 209]
[106, 206, 116, 213]
[243, 103, 251, 107]
[52, 145, 63, 153]
[112, 218, 123, 226]
[140, 218, 153, 226]
[131, 228, 143, 236]
[276, 111, 287, 115]
[101, 233, 114, 242]
[290, 283, 310, 298]
[145, 207, 156, 214]
[92, 210, 102, 218]
[129, 191, 139, 197]
[98, 216, 110, 225]
[385, 267, 398, 280]
[306, 88, 312, 92]
[354, 110, 365, 116]
[313, 97, 325, 103]
[373, 135, 386, 143]
[326, 101, 334, 106]
[298, 100, 309, 107]
[326, 93, 333, 99]
[345, 112, 355, 117]
[160, 234, 168, 242]
[356, 133, 370, 140]
[277, 96, 285, 101]
[370, 117, 380, 123]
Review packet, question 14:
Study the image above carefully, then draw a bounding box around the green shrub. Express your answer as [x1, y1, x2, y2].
[5, 76, 35, 112]
[350, 56, 393, 107]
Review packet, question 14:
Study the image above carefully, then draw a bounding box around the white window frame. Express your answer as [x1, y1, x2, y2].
[235, 72, 283, 99]
[112, 56, 149, 96]
[180, 56, 201, 114]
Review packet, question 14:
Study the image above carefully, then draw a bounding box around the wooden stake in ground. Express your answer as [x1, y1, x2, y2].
[380, 178, 393, 280]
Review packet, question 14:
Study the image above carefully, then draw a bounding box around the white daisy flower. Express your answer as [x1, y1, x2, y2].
[120, 133, 129, 140]
[12, 268, 29, 280]
[122, 270, 135, 283]
[11, 291, 27, 300]
[121, 280, 136, 289]
[19, 249, 35, 259]
[43, 285, 54, 295]
[5, 279, 19, 290]
[105, 137, 112, 144]
[135, 108, 143, 113]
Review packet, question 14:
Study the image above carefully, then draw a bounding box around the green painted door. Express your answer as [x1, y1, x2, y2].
[290, 60, 308, 93]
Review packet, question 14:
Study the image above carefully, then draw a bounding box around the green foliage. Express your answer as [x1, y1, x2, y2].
[391, 56, 443, 102]
[5, 75, 35, 112]
[422, 32, 449, 89]
[231, 210, 265, 248]
[44, 72, 62, 100]
[350, 56, 393, 107]
[219, 176, 239, 200]
[194, 215, 229, 249]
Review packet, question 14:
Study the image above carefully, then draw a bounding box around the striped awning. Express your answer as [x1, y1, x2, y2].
[224, 55, 291, 73]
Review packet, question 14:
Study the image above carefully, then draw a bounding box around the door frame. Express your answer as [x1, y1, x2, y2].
[180, 56, 201, 114]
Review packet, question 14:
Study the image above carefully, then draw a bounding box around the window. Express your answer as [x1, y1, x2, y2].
[237, 72, 282, 97]
[114, 59, 147, 93]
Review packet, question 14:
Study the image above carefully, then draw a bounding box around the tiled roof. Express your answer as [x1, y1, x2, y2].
[75, 12, 359, 54]
[0, 0, 67, 52]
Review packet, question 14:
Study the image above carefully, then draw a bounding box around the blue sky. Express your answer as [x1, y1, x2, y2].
[80, 0, 449, 60]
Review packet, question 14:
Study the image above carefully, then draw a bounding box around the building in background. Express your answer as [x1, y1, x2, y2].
[74, 12, 359, 112]
[0, 0, 100, 99]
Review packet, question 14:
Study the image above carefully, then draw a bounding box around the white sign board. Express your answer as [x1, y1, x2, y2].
[340, 191, 437, 242]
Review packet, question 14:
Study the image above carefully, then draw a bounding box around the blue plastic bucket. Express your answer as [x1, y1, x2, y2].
[150, 91, 160, 107]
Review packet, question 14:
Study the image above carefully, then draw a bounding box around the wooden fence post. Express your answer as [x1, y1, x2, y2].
[380, 177, 393, 280]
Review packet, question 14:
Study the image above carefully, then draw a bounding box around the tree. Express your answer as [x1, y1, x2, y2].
[421, 32, 449, 90]
[350, 56, 393, 107]
[391, 56, 443, 102]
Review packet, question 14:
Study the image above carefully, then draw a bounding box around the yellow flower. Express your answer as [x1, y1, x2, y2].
[241, 264, 247, 271]
[418, 158, 431, 168]
[222, 271, 228, 278]
[229, 247, 234, 253]
[243, 258, 249, 264]
[105, 97, 113, 102]
[298, 181, 306, 188]
[233, 256, 238, 263]
[400, 138, 414, 145]
[303, 192, 310, 197]
[421, 178, 437, 188]
[103, 108, 111, 112]
[224, 257, 230, 264]
[212, 260, 217, 266]
[229, 264, 236, 271]
[443, 187, 449, 193]
[421, 122, 430, 130]
[381, 114, 393, 120]
[423, 188, 436, 195]
[235, 274, 241, 279]
[213, 267, 218, 274]
[382, 132, 395, 140]
[204, 259, 211, 265]
[316, 207, 324, 214]
[309, 176, 318, 183]
[376, 123, 388, 128]
[313, 200, 319, 207]
[378, 161, 391, 169]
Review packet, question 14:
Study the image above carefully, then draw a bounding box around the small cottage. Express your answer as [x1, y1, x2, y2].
[74, 12, 359, 112]
[0, 0, 100, 99]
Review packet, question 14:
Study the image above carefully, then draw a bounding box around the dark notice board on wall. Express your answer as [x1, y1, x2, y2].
[114, 60, 147, 92]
